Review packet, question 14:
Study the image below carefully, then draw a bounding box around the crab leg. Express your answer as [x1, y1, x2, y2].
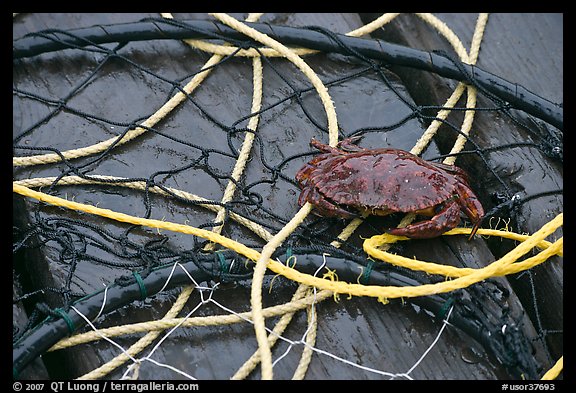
[455, 183, 485, 239]
[303, 186, 358, 219]
[310, 136, 365, 155]
[295, 162, 316, 186]
[310, 138, 342, 155]
[297, 184, 311, 207]
[388, 200, 461, 239]
[336, 136, 365, 152]
[429, 161, 471, 184]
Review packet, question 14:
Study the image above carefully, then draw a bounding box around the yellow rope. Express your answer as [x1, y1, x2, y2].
[230, 285, 324, 380]
[14, 13, 562, 380]
[14, 176, 274, 241]
[169, 14, 396, 376]
[292, 292, 318, 380]
[192, 12, 319, 378]
[49, 288, 333, 352]
[193, 12, 264, 251]
[77, 285, 195, 380]
[347, 13, 401, 37]
[13, 54, 223, 168]
[209, 12, 340, 380]
[75, 15, 266, 379]
[204, 55, 263, 251]
[541, 356, 563, 380]
[18, 179, 561, 379]
[13, 182, 563, 301]
[177, 13, 401, 60]
[169, 17, 317, 376]
[392, 14, 489, 243]
[364, 229, 562, 278]
[444, 14, 489, 165]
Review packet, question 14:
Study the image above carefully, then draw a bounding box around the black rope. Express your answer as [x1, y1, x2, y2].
[13, 18, 563, 130]
[13, 248, 542, 379]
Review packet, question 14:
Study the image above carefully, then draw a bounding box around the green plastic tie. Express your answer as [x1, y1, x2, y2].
[437, 297, 455, 320]
[133, 271, 147, 300]
[360, 260, 375, 285]
[54, 308, 76, 335]
[216, 251, 227, 274]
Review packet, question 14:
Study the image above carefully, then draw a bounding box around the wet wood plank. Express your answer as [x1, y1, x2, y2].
[360, 12, 563, 364]
[13, 13, 562, 380]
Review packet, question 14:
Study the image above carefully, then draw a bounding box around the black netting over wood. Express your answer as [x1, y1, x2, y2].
[13, 13, 562, 381]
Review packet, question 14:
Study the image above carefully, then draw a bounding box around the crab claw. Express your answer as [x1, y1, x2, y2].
[336, 135, 364, 152]
[387, 200, 461, 239]
[300, 185, 358, 219]
[468, 220, 481, 241]
[455, 183, 485, 240]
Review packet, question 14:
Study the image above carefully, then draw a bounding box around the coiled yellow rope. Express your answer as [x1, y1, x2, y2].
[13, 12, 562, 380]
[12, 181, 563, 375]
[15, 180, 562, 301]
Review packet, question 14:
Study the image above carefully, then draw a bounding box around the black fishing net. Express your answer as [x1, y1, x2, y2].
[13, 13, 563, 380]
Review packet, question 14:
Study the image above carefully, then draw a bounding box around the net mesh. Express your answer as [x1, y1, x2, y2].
[13, 13, 563, 380]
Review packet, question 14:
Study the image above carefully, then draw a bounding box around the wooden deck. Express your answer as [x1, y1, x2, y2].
[13, 13, 562, 381]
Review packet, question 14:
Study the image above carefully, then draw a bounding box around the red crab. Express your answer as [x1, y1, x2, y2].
[295, 137, 484, 239]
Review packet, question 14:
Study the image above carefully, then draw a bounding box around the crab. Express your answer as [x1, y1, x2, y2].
[295, 137, 485, 239]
